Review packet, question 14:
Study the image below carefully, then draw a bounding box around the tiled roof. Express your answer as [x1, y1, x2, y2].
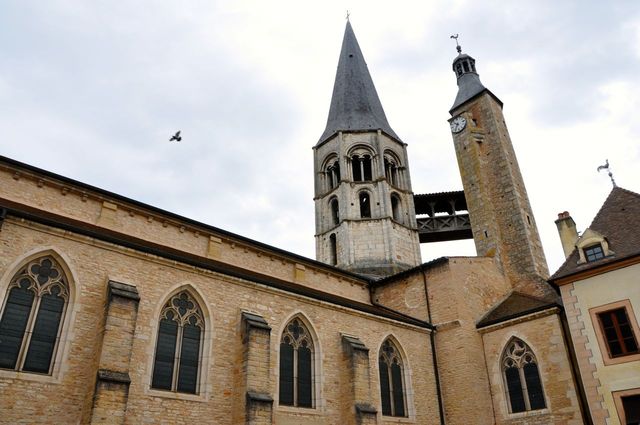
[550, 187, 640, 281]
[476, 292, 558, 328]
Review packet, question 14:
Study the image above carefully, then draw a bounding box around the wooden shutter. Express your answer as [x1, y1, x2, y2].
[152, 318, 178, 390]
[391, 362, 405, 417]
[279, 342, 294, 405]
[505, 366, 526, 413]
[523, 363, 545, 410]
[297, 346, 312, 407]
[23, 292, 65, 373]
[177, 323, 201, 394]
[379, 359, 391, 416]
[0, 284, 34, 369]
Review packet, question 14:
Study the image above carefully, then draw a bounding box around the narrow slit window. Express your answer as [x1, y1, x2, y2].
[359, 192, 371, 218]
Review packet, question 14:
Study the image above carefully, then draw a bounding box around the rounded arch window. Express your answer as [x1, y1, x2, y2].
[329, 233, 337, 266]
[329, 197, 339, 226]
[349, 148, 373, 182]
[391, 194, 402, 222]
[0, 256, 70, 374]
[359, 191, 371, 218]
[324, 156, 340, 191]
[384, 152, 401, 187]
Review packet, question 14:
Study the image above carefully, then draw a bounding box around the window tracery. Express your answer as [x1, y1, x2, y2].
[151, 290, 204, 394]
[0, 256, 69, 374]
[502, 338, 546, 413]
[379, 338, 406, 417]
[279, 317, 314, 408]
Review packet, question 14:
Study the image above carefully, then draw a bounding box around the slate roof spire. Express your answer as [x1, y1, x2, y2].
[318, 21, 400, 145]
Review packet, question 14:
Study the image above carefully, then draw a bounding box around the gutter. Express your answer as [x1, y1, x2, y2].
[420, 268, 446, 425]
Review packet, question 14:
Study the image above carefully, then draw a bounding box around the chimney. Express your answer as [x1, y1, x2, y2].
[555, 211, 579, 258]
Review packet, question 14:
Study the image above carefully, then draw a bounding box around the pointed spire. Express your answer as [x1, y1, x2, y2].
[318, 22, 400, 144]
[450, 42, 492, 113]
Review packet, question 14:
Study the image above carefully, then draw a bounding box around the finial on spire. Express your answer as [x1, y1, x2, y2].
[346, 10, 350, 21]
[450, 34, 462, 53]
[597, 159, 617, 187]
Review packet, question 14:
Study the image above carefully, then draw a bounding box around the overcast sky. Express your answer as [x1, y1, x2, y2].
[2, 1, 639, 274]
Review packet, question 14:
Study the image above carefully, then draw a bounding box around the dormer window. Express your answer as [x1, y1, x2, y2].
[575, 228, 613, 265]
[584, 244, 605, 262]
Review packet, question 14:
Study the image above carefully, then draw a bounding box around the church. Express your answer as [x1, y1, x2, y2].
[0, 22, 588, 424]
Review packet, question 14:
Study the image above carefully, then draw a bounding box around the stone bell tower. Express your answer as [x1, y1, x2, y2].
[314, 21, 421, 278]
[447, 42, 549, 290]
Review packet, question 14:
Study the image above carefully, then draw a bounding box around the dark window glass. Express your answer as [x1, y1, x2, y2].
[279, 342, 294, 405]
[391, 196, 400, 221]
[505, 367, 526, 413]
[280, 319, 314, 408]
[351, 157, 362, 181]
[379, 359, 391, 416]
[524, 363, 545, 410]
[362, 156, 372, 181]
[622, 394, 640, 424]
[152, 292, 204, 394]
[297, 345, 312, 407]
[360, 192, 371, 218]
[176, 322, 201, 394]
[0, 284, 34, 369]
[152, 318, 178, 390]
[584, 244, 605, 262]
[331, 199, 339, 225]
[0, 257, 69, 375]
[23, 291, 65, 373]
[391, 362, 405, 417]
[598, 308, 639, 357]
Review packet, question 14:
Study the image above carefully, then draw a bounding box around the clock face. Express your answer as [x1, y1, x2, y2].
[450, 116, 467, 133]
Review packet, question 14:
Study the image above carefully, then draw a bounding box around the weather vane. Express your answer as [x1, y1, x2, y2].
[450, 34, 462, 54]
[346, 10, 350, 21]
[597, 159, 617, 187]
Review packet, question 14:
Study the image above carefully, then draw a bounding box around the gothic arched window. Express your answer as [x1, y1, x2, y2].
[359, 192, 371, 218]
[152, 291, 204, 394]
[0, 256, 69, 374]
[502, 338, 546, 413]
[279, 317, 314, 408]
[379, 338, 407, 417]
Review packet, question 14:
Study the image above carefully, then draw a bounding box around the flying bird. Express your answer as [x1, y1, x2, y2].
[169, 131, 182, 142]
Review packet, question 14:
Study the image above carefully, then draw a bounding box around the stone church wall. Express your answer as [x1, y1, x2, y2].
[0, 217, 441, 424]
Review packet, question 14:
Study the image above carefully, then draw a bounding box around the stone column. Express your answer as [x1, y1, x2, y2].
[342, 335, 378, 425]
[90, 281, 140, 424]
[241, 312, 273, 425]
